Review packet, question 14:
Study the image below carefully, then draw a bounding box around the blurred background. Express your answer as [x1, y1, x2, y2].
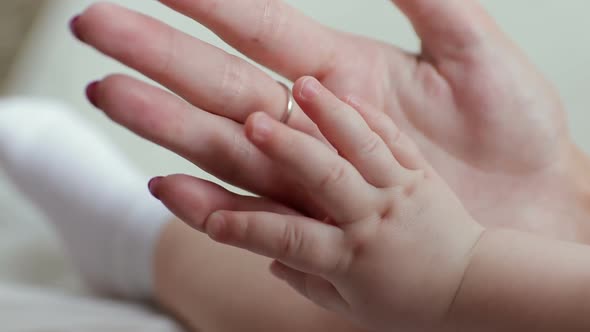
[0, 0, 589, 294]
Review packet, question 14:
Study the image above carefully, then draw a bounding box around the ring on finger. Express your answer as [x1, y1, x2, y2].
[277, 81, 294, 124]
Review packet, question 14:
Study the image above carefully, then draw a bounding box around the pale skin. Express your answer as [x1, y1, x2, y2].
[70, 0, 590, 331]
[152, 76, 590, 331]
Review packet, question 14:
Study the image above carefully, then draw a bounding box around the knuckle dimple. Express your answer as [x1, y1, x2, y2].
[278, 223, 303, 260]
[358, 132, 383, 157]
[318, 163, 348, 191]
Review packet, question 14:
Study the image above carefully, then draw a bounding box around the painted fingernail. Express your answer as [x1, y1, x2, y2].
[69, 15, 82, 40]
[250, 113, 273, 143]
[300, 77, 321, 100]
[86, 81, 100, 108]
[148, 176, 164, 200]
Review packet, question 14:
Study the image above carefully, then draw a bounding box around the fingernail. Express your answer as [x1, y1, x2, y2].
[148, 176, 164, 200]
[299, 77, 321, 100]
[69, 15, 82, 40]
[86, 81, 100, 108]
[249, 113, 273, 143]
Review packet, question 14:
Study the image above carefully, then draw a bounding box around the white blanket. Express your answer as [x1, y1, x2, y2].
[0, 105, 183, 331]
[0, 187, 183, 331]
[0, 283, 182, 331]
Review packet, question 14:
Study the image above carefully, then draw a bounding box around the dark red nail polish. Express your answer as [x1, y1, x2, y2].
[86, 81, 100, 108]
[69, 15, 83, 40]
[148, 177, 164, 200]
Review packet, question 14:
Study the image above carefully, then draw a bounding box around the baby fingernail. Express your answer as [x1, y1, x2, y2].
[85, 81, 100, 108]
[250, 113, 273, 142]
[148, 176, 163, 200]
[300, 77, 321, 100]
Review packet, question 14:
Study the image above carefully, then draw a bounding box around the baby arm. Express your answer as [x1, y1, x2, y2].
[447, 228, 590, 331]
[150, 76, 590, 332]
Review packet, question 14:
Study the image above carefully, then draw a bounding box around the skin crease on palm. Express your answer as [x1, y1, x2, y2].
[74, 0, 590, 247]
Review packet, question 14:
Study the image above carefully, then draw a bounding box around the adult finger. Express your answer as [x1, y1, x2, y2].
[91, 75, 315, 211]
[148, 174, 299, 232]
[158, 0, 340, 80]
[392, 0, 495, 58]
[73, 2, 322, 138]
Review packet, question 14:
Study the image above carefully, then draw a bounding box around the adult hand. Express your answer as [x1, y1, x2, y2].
[73, 0, 587, 239]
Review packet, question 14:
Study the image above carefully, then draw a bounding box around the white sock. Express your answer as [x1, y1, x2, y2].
[0, 98, 172, 299]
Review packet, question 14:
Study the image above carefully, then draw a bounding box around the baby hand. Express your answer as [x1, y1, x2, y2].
[203, 77, 484, 331]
